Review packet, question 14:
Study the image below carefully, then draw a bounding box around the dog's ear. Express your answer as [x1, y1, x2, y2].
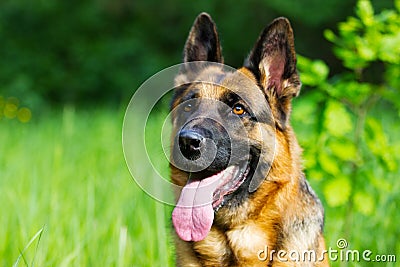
[244, 17, 300, 130]
[183, 12, 223, 63]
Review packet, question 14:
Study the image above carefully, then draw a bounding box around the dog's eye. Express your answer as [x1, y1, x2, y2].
[184, 103, 192, 112]
[232, 104, 246, 116]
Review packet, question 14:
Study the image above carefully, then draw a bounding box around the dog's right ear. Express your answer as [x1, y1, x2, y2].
[183, 12, 223, 63]
[244, 17, 300, 130]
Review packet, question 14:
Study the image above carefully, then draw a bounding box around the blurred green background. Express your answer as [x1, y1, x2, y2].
[1, 0, 399, 266]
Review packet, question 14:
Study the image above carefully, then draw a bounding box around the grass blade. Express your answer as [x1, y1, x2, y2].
[13, 226, 45, 267]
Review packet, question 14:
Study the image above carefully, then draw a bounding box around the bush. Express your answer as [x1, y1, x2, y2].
[295, 0, 400, 255]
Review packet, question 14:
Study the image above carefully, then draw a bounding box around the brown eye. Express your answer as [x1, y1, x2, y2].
[184, 103, 192, 112]
[232, 104, 245, 116]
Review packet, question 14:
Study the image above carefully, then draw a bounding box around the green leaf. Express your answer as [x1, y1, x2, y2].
[328, 80, 372, 105]
[356, 37, 376, 61]
[365, 117, 398, 172]
[378, 33, 400, 63]
[369, 174, 392, 193]
[395, 0, 400, 12]
[291, 95, 317, 124]
[319, 151, 340, 176]
[324, 100, 353, 137]
[354, 191, 375, 215]
[356, 0, 375, 26]
[297, 55, 329, 86]
[324, 29, 336, 42]
[307, 169, 324, 182]
[334, 47, 369, 69]
[328, 139, 358, 162]
[302, 145, 318, 169]
[338, 17, 363, 34]
[384, 65, 400, 107]
[365, 117, 385, 150]
[312, 60, 329, 80]
[323, 177, 352, 207]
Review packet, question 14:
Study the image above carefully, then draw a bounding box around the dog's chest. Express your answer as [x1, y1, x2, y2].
[195, 223, 270, 266]
[227, 223, 268, 260]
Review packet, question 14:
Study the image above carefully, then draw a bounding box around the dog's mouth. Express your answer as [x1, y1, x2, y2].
[211, 161, 250, 209]
[172, 160, 251, 242]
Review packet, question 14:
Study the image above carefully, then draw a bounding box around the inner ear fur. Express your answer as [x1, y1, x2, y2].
[244, 17, 301, 129]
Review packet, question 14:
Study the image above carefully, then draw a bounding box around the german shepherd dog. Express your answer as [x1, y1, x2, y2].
[169, 13, 328, 266]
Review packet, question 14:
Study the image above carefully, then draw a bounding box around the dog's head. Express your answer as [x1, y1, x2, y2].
[170, 13, 301, 241]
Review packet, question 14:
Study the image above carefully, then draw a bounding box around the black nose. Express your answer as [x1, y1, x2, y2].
[178, 130, 205, 160]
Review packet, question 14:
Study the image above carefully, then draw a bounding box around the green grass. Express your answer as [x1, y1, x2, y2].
[0, 106, 174, 266]
[1, 105, 399, 266]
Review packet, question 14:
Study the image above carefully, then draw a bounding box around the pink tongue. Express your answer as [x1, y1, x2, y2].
[172, 166, 236, 242]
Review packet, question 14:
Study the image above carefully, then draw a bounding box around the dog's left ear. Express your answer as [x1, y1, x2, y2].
[175, 13, 223, 87]
[245, 17, 300, 130]
[183, 12, 223, 63]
